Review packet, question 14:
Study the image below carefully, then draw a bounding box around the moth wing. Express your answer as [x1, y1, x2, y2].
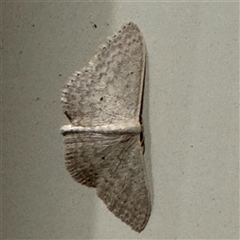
[63, 132, 102, 188]
[96, 133, 151, 233]
[63, 132, 151, 232]
[61, 22, 145, 127]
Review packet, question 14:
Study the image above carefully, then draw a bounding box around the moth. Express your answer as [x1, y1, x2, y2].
[60, 22, 151, 232]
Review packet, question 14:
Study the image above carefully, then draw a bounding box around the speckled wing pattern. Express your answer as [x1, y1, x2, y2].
[60, 22, 151, 232]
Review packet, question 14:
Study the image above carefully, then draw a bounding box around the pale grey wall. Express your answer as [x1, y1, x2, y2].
[2, 2, 239, 239]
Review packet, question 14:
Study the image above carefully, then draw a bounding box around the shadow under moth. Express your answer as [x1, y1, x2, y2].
[60, 22, 151, 232]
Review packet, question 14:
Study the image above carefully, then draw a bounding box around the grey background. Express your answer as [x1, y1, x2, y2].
[1, 1, 239, 239]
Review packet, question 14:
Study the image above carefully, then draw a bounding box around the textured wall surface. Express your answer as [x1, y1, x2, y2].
[2, 1, 239, 239]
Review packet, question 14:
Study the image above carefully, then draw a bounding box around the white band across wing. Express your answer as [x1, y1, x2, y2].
[60, 120, 142, 134]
